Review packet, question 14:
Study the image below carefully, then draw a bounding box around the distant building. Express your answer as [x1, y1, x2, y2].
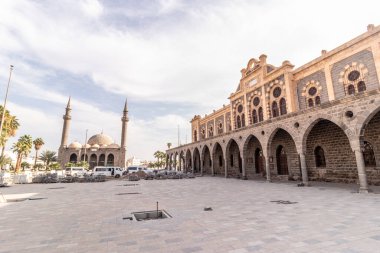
[57, 98, 129, 169]
[127, 156, 141, 167]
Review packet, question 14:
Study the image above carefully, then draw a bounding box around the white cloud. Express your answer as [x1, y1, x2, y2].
[1, 0, 380, 159]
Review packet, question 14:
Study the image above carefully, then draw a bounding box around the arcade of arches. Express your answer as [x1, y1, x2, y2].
[167, 107, 380, 193]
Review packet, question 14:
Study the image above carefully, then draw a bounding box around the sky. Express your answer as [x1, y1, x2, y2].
[0, 0, 379, 160]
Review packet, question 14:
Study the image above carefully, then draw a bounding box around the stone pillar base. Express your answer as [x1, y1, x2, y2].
[359, 188, 369, 194]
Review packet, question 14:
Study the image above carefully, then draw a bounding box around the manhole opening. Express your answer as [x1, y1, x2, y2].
[131, 210, 172, 221]
[48, 187, 65, 189]
[270, 200, 298, 205]
[116, 192, 141, 195]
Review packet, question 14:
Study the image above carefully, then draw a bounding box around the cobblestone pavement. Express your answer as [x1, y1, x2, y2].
[1, 177, 380, 253]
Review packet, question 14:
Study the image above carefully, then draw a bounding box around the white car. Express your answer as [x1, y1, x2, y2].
[93, 166, 124, 178]
[65, 167, 86, 177]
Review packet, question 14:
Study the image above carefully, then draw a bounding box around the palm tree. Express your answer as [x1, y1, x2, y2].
[33, 138, 45, 167]
[39, 150, 57, 167]
[0, 155, 12, 170]
[167, 143, 172, 149]
[0, 107, 19, 158]
[12, 135, 33, 173]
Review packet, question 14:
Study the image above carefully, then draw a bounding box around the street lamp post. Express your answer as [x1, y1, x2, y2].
[0, 65, 14, 143]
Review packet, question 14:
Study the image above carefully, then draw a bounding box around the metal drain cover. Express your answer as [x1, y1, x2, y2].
[270, 200, 298, 204]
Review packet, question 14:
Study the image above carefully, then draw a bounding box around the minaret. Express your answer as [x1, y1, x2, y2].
[60, 97, 71, 147]
[121, 98, 129, 148]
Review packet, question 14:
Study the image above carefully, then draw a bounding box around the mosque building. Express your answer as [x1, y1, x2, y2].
[57, 98, 129, 169]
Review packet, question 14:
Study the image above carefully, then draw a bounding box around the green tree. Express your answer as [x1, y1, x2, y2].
[33, 163, 44, 171]
[12, 135, 33, 173]
[64, 162, 76, 168]
[0, 155, 12, 169]
[76, 161, 89, 170]
[154, 150, 166, 169]
[33, 137, 45, 167]
[49, 162, 61, 170]
[21, 161, 30, 171]
[39, 150, 57, 167]
[0, 107, 19, 166]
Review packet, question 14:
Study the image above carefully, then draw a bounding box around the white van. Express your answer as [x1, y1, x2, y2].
[65, 167, 86, 177]
[93, 166, 124, 178]
[127, 166, 152, 174]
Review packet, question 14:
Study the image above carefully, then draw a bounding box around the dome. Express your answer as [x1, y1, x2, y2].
[87, 133, 114, 146]
[108, 143, 120, 148]
[83, 143, 91, 148]
[68, 141, 82, 149]
[92, 144, 100, 149]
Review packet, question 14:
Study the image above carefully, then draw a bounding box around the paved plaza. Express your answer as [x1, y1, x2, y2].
[1, 177, 380, 253]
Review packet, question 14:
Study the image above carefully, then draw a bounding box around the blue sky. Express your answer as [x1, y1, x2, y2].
[0, 0, 380, 160]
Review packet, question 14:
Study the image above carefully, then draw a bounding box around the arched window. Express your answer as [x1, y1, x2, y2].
[69, 153, 77, 163]
[242, 114, 245, 127]
[194, 130, 197, 142]
[314, 146, 326, 167]
[208, 126, 213, 137]
[347, 84, 355, 95]
[308, 98, 314, 108]
[258, 107, 263, 122]
[280, 98, 287, 115]
[272, 101, 279, 118]
[315, 96, 321, 105]
[357, 81, 366, 92]
[107, 154, 114, 166]
[363, 141, 376, 167]
[230, 154, 234, 167]
[236, 115, 241, 128]
[98, 154, 105, 166]
[252, 110, 258, 124]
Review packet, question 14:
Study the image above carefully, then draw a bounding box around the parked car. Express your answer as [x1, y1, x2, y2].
[92, 166, 124, 178]
[65, 167, 86, 177]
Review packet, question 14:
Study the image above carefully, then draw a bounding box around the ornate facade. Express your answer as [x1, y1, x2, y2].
[58, 98, 129, 169]
[166, 24, 380, 193]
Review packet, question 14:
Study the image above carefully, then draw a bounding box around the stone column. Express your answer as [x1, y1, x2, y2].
[265, 156, 271, 182]
[299, 153, 309, 186]
[354, 149, 369, 193]
[200, 160, 204, 176]
[241, 151, 247, 180]
[224, 157, 228, 178]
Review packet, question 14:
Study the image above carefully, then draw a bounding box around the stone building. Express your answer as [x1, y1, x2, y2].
[58, 98, 129, 169]
[166, 24, 380, 193]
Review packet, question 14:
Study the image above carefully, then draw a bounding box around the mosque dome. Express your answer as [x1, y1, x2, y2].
[108, 143, 120, 148]
[83, 143, 91, 148]
[91, 144, 100, 149]
[68, 141, 82, 149]
[100, 144, 108, 148]
[87, 133, 114, 146]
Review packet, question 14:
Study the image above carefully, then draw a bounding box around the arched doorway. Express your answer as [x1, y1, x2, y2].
[361, 109, 380, 183]
[69, 153, 77, 163]
[174, 153, 178, 171]
[89, 154, 97, 170]
[193, 148, 201, 173]
[276, 145, 288, 175]
[305, 119, 356, 182]
[269, 129, 298, 180]
[243, 135, 264, 179]
[98, 154, 105, 166]
[226, 139, 241, 178]
[107, 154, 114, 166]
[185, 149, 192, 173]
[212, 143, 224, 176]
[255, 148, 264, 174]
[202, 146, 212, 175]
